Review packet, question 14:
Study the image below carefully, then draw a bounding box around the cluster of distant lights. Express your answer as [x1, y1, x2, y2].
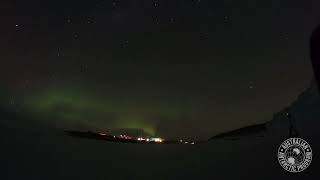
[99, 132, 164, 143]
[137, 137, 195, 144]
[137, 137, 163, 143]
[180, 139, 195, 145]
[98, 132, 195, 144]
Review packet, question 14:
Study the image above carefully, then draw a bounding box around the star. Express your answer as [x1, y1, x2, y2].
[122, 40, 129, 48]
[87, 19, 94, 24]
[170, 17, 175, 23]
[224, 16, 230, 21]
[153, 17, 160, 25]
[248, 81, 255, 89]
[73, 33, 79, 39]
[153, 1, 159, 7]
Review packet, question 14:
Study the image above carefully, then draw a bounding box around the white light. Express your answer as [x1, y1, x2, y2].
[152, 138, 163, 143]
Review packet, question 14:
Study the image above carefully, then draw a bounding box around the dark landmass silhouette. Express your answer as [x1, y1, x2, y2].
[311, 25, 320, 90]
[210, 78, 319, 141]
[209, 123, 267, 141]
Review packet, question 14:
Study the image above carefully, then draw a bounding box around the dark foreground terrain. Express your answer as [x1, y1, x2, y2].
[1, 123, 319, 180]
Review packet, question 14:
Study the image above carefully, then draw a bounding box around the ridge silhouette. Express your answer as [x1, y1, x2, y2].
[311, 25, 320, 91]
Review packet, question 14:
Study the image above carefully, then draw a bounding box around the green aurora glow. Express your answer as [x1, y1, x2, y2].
[19, 87, 184, 136]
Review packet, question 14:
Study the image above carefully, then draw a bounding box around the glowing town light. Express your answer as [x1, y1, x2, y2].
[152, 138, 163, 143]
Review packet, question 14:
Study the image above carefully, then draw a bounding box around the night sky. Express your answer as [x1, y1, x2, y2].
[3, 0, 320, 139]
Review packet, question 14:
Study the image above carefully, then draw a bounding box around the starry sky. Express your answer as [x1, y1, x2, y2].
[3, 0, 320, 139]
